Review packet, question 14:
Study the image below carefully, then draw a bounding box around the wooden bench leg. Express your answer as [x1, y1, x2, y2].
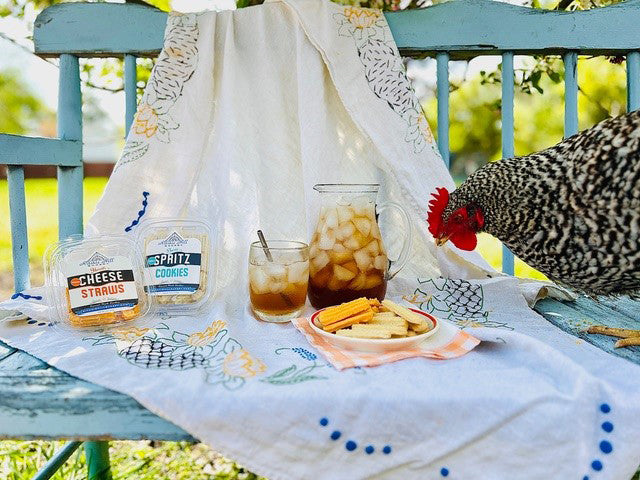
[84, 441, 112, 480]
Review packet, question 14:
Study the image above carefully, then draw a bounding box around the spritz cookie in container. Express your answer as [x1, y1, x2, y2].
[44, 234, 151, 329]
[138, 218, 215, 314]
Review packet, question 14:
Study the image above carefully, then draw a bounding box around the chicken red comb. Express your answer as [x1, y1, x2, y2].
[427, 187, 450, 236]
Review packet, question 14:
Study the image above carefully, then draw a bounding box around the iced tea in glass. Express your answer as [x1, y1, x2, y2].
[249, 240, 309, 322]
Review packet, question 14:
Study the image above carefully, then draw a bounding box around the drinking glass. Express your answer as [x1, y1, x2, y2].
[249, 240, 309, 322]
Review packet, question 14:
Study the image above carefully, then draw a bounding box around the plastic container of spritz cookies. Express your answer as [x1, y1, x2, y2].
[44, 234, 152, 330]
[137, 218, 214, 314]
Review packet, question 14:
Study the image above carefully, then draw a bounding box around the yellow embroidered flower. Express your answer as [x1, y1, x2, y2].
[418, 115, 435, 144]
[187, 320, 226, 347]
[134, 104, 158, 138]
[344, 7, 380, 29]
[402, 293, 432, 305]
[222, 349, 266, 378]
[111, 327, 150, 342]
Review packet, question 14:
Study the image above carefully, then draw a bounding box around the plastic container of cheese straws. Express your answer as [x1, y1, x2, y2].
[137, 218, 215, 314]
[44, 234, 152, 330]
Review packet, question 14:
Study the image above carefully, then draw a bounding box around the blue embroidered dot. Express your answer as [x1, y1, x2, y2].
[602, 421, 614, 433]
[599, 440, 613, 454]
[382, 445, 392, 455]
[319, 417, 329, 427]
[345, 440, 357, 451]
[27, 319, 36, 324]
[440, 467, 450, 477]
[12, 292, 43, 301]
[330, 431, 341, 441]
[38, 323, 46, 326]
[591, 460, 603, 471]
[365, 445, 374, 454]
[583, 476, 589, 480]
[600, 403, 611, 414]
[124, 191, 150, 232]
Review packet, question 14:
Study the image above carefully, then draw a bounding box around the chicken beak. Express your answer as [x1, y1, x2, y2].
[435, 235, 450, 247]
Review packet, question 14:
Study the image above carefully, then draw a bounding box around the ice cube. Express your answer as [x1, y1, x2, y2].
[365, 274, 383, 289]
[333, 264, 356, 282]
[343, 237, 360, 251]
[348, 273, 367, 290]
[309, 244, 319, 259]
[311, 251, 330, 271]
[373, 255, 387, 271]
[310, 267, 331, 288]
[352, 196, 374, 216]
[333, 243, 348, 253]
[337, 205, 354, 224]
[336, 221, 356, 241]
[263, 263, 287, 281]
[318, 230, 336, 250]
[353, 217, 371, 237]
[353, 248, 372, 271]
[366, 240, 380, 256]
[325, 208, 339, 229]
[330, 250, 353, 264]
[342, 261, 359, 274]
[269, 281, 286, 294]
[288, 261, 309, 284]
[249, 266, 270, 294]
[327, 276, 347, 291]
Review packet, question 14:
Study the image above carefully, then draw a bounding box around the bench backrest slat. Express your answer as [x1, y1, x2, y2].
[124, 55, 138, 134]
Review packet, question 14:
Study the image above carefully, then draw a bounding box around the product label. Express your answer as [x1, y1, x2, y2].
[144, 232, 202, 295]
[65, 252, 139, 316]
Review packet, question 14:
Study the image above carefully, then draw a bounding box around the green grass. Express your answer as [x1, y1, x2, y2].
[0, 440, 263, 479]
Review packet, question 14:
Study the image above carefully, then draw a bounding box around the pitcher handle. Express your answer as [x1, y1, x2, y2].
[376, 202, 412, 280]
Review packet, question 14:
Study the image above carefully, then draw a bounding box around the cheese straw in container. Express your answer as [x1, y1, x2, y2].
[44, 234, 152, 329]
[138, 218, 214, 314]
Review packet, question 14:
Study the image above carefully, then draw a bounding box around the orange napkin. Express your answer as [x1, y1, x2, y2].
[292, 317, 480, 370]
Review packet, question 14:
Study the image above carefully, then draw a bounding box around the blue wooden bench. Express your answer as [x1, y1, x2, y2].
[2, 1, 640, 478]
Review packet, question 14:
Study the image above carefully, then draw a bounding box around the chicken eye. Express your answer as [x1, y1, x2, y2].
[454, 214, 464, 222]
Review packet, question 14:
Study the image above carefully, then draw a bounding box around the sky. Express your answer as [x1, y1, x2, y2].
[0, 0, 507, 162]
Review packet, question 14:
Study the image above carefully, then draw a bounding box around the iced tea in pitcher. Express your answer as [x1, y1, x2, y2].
[308, 184, 411, 309]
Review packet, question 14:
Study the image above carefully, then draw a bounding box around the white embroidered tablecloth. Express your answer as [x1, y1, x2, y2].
[2, 1, 640, 478]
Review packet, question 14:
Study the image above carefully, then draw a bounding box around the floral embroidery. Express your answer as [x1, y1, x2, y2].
[110, 326, 151, 342]
[133, 104, 159, 138]
[187, 320, 225, 347]
[344, 7, 381, 30]
[260, 347, 328, 385]
[222, 349, 267, 378]
[117, 12, 199, 169]
[82, 320, 267, 390]
[334, 6, 436, 154]
[409, 278, 513, 330]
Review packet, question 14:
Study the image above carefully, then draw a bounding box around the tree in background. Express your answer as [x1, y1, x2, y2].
[0, 68, 52, 134]
[422, 56, 627, 177]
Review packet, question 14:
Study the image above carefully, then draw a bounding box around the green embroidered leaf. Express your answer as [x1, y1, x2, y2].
[265, 365, 297, 380]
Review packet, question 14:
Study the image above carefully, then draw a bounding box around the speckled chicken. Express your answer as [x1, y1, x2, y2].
[428, 110, 640, 296]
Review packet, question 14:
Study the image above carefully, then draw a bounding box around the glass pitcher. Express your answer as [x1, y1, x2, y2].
[308, 184, 412, 309]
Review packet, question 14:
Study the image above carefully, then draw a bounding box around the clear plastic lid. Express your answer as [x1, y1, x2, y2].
[137, 218, 215, 314]
[44, 234, 152, 330]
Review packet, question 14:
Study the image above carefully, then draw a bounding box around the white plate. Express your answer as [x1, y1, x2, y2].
[310, 307, 440, 354]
